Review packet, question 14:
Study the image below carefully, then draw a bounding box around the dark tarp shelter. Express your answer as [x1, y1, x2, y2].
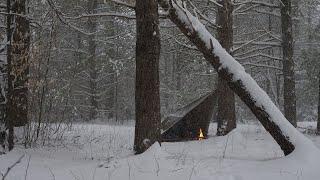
[161, 90, 217, 141]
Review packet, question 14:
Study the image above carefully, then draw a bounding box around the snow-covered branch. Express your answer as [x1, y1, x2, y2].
[64, 12, 136, 20]
[234, 0, 280, 8]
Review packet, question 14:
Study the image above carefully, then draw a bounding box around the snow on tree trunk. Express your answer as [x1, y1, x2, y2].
[281, 0, 297, 127]
[134, 0, 161, 154]
[158, 0, 315, 155]
[216, 0, 236, 136]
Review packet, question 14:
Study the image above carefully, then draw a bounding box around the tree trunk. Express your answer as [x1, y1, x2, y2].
[6, 0, 30, 151]
[134, 0, 161, 154]
[216, 0, 236, 136]
[157, 0, 308, 155]
[281, 0, 297, 127]
[104, 2, 117, 121]
[6, 0, 13, 151]
[317, 70, 320, 134]
[87, 0, 98, 120]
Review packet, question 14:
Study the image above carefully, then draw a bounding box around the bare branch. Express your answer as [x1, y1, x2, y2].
[236, 53, 282, 61]
[1, 155, 25, 180]
[234, 0, 279, 8]
[232, 32, 270, 53]
[106, 0, 135, 9]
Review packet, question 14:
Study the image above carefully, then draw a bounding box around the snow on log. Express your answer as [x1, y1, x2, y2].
[158, 0, 316, 155]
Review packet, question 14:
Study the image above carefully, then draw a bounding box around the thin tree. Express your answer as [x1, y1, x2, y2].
[134, 0, 161, 154]
[317, 70, 320, 134]
[87, 0, 99, 120]
[281, 0, 297, 127]
[216, 0, 236, 136]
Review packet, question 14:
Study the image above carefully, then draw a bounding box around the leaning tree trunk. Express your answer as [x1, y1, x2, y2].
[134, 0, 161, 154]
[281, 0, 297, 127]
[216, 0, 236, 136]
[157, 0, 315, 155]
[6, 0, 30, 151]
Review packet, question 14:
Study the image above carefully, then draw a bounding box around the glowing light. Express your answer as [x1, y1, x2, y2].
[198, 128, 204, 140]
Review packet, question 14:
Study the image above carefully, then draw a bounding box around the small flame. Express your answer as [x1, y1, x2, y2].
[198, 128, 204, 140]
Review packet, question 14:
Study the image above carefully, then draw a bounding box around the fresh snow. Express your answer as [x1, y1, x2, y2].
[1, 122, 320, 180]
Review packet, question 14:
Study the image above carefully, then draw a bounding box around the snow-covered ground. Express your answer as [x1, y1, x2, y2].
[1, 122, 320, 180]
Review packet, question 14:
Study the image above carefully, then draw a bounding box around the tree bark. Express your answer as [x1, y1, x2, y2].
[216, 0, 236, 136]
[134, 0, 161, 154]
[6, 0, 13, 151]
[104, 2, 117, 121]
[281, 0, 297, 127]
[158, 0, 300, 155]
[87, 0, 98, 120]
[6, 0, 30, 151]
[317, 70, 320, 134]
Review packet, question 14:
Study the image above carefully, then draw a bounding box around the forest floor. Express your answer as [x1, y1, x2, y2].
[1, 122, 320, 180]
